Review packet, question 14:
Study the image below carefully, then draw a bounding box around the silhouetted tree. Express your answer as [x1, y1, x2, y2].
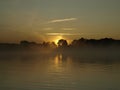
[99, 38, 114, 46]
[71, 38, 87, 47]
[20, 40, 30, 46]
[57, 39, 68, 47]
[20, 40, 38, 49]
[50, 42, 57, 48]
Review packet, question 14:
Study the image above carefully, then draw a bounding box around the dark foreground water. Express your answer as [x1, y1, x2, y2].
[0, 52, 120, 90]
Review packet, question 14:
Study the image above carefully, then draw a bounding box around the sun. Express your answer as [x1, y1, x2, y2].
[54, 36, 63, 45]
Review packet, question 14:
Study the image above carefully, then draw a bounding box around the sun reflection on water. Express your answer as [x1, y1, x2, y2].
[53, 54, 63, 72]
[49, 54, 73, 75]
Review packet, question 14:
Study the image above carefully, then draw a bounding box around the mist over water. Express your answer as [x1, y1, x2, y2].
[0, 0, 120, 89]
[0, 49, 120, 90]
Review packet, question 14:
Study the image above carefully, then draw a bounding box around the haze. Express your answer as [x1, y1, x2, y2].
[0, 0, 120, 43]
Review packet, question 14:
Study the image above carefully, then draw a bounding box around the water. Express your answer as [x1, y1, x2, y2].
[0, 52, 120, 90]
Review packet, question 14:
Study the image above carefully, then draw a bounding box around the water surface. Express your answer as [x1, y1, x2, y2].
[0, 52, 120, 90]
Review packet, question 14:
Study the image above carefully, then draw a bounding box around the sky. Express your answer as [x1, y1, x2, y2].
[0, 0, 120, 43]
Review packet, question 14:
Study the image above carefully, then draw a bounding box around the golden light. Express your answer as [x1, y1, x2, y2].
[54, 36, 63, 45]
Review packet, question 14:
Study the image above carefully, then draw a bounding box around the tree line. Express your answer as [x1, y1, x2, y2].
[0, 37, 120, 51]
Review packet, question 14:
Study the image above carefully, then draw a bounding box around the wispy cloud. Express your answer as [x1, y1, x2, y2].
[62, 28, 76, 30]
[47, 18, 77, 23]
[46, 33, 81, 36]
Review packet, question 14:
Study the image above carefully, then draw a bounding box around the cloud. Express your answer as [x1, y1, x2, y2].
[62, 28, 76, 30]
[46, 33, 81, 36]
[47, 18, 77, 23]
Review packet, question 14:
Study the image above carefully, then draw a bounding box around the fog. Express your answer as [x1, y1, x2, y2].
[0, 46, 120, 64]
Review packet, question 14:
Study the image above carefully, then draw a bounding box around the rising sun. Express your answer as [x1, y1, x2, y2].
[54, 36, 63, 45]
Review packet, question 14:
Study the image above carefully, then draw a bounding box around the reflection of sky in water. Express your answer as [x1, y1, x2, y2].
[0, 53, 120, 90]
